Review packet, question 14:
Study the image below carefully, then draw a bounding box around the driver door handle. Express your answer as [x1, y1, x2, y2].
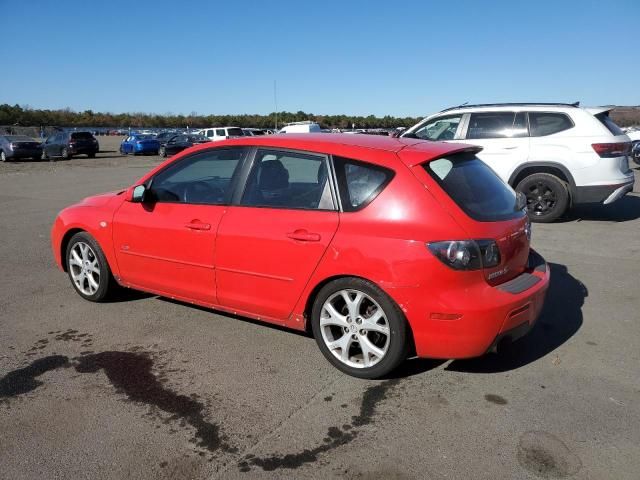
[287, 229, 321, 242]
[185, 221, 211, 231]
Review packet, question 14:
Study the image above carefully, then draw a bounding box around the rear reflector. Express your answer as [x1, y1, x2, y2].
[430, 313, 463, 320]
[592, 142, 631, 158]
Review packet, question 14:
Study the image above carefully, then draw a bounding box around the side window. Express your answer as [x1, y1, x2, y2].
[149, 147, 246, 204]
[413, 115, 463, 141]
[241, 149, 334, 210]
[206, 129, 214, 137]
[216, 129, 225, 137]
[529, 112, 574, 136]
[466, 112, 522, 139]
[333, 156, 394, 211]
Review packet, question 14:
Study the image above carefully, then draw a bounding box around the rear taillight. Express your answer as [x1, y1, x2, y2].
[427, 239, 501, 271]
[592, 142, 631, 158]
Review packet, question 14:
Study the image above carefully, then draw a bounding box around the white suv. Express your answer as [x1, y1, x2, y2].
[401, 103, 635, 222]
[197, 126, 245, 142]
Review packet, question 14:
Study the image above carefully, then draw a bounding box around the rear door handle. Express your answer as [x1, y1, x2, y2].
[185, 221, 211, 231]
[287, 229, 321, 242]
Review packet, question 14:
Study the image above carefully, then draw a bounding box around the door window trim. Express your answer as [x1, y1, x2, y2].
[233, 147, 339, 212]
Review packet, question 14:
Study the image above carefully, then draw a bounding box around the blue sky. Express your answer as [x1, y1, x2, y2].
[1, 0, 638, 117]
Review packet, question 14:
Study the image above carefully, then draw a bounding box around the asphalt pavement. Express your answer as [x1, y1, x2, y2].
[1, 136, 639, 479]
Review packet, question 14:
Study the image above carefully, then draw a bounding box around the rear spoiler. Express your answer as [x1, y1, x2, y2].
[398, 143, 483, 167]
[586, 107, 614, 116]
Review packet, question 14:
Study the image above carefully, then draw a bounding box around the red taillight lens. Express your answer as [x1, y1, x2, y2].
[592, 142, 631, 158]
[427, 240, 501, 271]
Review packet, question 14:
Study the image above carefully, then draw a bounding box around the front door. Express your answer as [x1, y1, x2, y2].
[215, 148, 339, 321]
[112, 147, 248, 303]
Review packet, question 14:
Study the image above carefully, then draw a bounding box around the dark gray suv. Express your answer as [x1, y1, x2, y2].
[0, 135, 42, 162]
[42, 131, 99, 160]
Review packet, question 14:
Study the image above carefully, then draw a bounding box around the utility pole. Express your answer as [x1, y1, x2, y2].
[274, 80, 278, 131]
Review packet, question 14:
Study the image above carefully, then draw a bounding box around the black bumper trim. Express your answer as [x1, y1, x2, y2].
[497, 273, 541, 294]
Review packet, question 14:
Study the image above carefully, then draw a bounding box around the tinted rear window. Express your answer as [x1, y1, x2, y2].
[595, 113, 625, 136]
[71, 132, 94, 140]
[424, 153, 521, 222]
[529, 112, 573, 136]
[227, 128, 244, 136]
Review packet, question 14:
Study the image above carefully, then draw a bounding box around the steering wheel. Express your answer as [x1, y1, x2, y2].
[183, 181, 225, 204]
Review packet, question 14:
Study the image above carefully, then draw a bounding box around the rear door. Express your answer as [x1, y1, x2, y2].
[215, 148, 339, 321]
[456, 111, 530, 182]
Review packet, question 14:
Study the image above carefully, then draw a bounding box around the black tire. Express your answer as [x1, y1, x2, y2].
[311, 277, 409, 379]
[61, 147, 71, 160]
[0, 150, 7, 162]
[65, 232, 115, 302]
[87, 152, 96, 158]
[516, 173, 569, 223]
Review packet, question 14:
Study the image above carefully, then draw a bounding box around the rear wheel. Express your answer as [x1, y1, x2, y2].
[61, 147, 71, 160]
[311, 277, 409, 379]
[41, 150, 50, 161]
[516, 173, 569, 223]
[87, 152, 96, 158]
[65, 232, 114, 302]
[159, 146, 166, 157]
[0, 150, 7, 162]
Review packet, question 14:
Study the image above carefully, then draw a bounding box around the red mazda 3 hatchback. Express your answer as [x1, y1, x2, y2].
[51, 134, 549, 378]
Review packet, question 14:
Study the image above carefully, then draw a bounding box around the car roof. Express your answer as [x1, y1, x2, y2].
[177, 133, 480, 167]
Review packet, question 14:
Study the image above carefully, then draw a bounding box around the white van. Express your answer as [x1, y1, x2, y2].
[197, 126, 245, 142]
[277, 121, 321, 134]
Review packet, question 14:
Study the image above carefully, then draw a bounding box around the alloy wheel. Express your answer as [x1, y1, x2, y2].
[319, 289, 390, 368]
[68, 241, 101, 296]
[525, 180, 557, 216]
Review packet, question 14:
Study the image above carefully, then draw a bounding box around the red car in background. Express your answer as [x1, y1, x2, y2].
[51, 134, 549, 378]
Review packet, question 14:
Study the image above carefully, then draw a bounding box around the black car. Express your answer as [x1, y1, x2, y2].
[155, 131, 177, 146]
[0, 135, 42, 162]
[159, 134, 210, 157]
[41, 131, 99, 160]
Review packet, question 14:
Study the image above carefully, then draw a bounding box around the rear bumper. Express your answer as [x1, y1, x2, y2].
[70, 145, 99, 154]
[574, 175, 635, 204]
[401, 249, 550, 359]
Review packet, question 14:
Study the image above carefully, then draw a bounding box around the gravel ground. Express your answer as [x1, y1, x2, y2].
[1, 136, 639, 479]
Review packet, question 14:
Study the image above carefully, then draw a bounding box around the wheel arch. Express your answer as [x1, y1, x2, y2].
[509, 162, 577, 201]
[301, 274, 417, 356]
[60, 228, 86, 272]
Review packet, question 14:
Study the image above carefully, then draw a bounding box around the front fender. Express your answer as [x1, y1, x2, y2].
[51, 202, 122, 277]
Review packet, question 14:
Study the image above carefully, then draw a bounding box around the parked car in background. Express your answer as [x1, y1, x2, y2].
[0, 135, 42, 162]
[632, 142, 640, 166]
[120, 134, 160, 155]
[159, 134, 210, 157]
[41, 131, 99, 160]
[197, 127, 244, 142]
[402, 103, 635, 222]
[155, 132, 176, 146]
[51, 133, 549, 379]
[277, 121, 321, 134]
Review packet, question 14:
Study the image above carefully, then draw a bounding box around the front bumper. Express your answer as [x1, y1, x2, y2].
[404, 249, 550, 359]
[6, 148, 42, 159]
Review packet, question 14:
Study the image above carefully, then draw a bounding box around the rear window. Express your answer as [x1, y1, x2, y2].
[333, 156, 394, 211]
[595, 113, 625, 136]
[424, 153, 521, 222]
[71, 132, 94, 140]
[528, 112, 573, 136]
[226, 128, 244, 136]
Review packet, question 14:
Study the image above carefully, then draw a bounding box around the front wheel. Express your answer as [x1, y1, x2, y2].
[311, 277, 409, 379]
[516, 173, 569, 223]
[87, 152, 96, 158]
[66, 232, 115, 302]
[159, 146, 166, 157]
[61, 147, 71, 160]
[0, 150, 7, 162]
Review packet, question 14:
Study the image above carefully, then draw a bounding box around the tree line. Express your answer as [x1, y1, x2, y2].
[0, 104, 421, 130]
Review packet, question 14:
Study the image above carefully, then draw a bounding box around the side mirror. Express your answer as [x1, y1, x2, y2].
[131, 184, 147, 203]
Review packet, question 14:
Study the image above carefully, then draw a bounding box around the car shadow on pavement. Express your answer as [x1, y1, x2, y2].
[562, 194, 640, 223]
[444, 263, 586, 374]
[107, 288, 154, 303]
